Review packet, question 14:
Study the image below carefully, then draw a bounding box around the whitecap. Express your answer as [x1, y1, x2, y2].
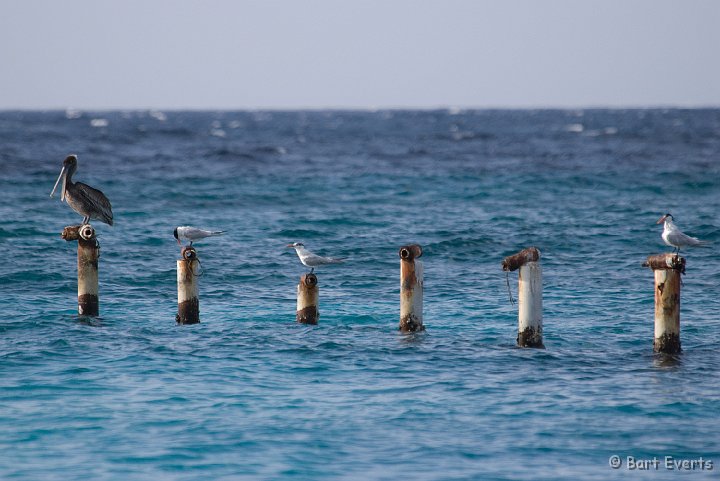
[565, 123, 584, 133]
[65, 109, 82, 119]
[90, 118, 109, 128]
[150, 110, 167, 122]
[210, 129, 226, 138]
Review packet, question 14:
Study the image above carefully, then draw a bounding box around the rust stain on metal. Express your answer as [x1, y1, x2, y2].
[301, 273, 318, 288]
[296, 306, 319, 325]
[502, 247, 540, 272]
[178, 259, 199, 282]
[399, 244, 423, 261]
[643, 253, 685, 274]
[517, 326, 544, 348]
[181, 246, 197, 261]
[61, 225, 81, 241]
[78, 238, 99, 264]
[176, 298, 200, 324]
[400, 259, 417, 292]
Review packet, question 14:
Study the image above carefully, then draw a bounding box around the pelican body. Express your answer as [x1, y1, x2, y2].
[287, 242, 344, 273]
[657, 213, 707, 254]
[50, 155, 113, 225]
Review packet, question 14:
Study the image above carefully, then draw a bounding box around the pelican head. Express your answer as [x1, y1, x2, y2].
[50, 154, 78, 202]
[656, 213, 673, 224]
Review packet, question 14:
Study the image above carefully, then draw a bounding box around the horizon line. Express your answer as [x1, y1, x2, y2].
[2, 103, 720, 112]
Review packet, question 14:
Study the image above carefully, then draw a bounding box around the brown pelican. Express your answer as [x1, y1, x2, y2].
[50, 155, 114, 225]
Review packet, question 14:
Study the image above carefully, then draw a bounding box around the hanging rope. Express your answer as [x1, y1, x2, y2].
[191, 258, 204, 277]
[505, 271, 515, 306]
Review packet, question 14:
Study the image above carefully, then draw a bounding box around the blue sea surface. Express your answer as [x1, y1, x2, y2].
[1, 109, 719, 480]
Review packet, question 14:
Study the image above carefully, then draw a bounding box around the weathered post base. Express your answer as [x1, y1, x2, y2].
[176, 298, 200, 325]
[517, 326, 544, 348]
[177, 246, 200, 325]
[517, 261, 543, 348]
[503, 248, 543, 348]
[399, 244, 424, 333]
[62, 224, 100, 316]
[654, 333, 681, 354]
[643, 254, 683, 354]
[296, 273, 319, 325]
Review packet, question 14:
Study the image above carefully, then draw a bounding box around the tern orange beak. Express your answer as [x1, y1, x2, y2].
[286, 243, 294, 248]
[656, 214, 668, 224]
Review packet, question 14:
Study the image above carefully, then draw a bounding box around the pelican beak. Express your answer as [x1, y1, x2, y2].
[656, 214, 668, 224]
[50, 166, 67, 202]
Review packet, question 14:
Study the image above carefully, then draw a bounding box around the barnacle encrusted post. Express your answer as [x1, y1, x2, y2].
[643, 253, 684, 354]
[296, 273, 319, 325]
[502, 247, 543, 348]
[176, 246, 200, 325]
[62, 224, 100, 316]
[399, 244, 424, 332]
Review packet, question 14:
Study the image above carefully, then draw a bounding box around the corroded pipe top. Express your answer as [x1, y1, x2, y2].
[301, 273, 318, 288]
[79, 224, 95, 241]
[643, 253, 685, 273]
[181, 246, 198, 260]
[502, 247, 540, 272]
[62, 224, 96, 242]
[399, 244, 423, 260]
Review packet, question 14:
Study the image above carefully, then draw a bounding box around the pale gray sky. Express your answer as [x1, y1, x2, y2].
[1, 0, 719, 109]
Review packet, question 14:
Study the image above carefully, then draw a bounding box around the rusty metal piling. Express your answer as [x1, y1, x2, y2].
[176, 246, 200, 325]
[296, 273, 319, 324]
[643, 254, 684, 354]
[399, 244, 424, 332]
[62, 224, 100, 316]
[502, 247, 543, 348]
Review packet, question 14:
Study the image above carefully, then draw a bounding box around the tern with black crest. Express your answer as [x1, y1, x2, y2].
[656, 213, 708, 254]
[174, 226, 225, 246]
[287, 242, 344, 273]
[50, 154, 113, 226]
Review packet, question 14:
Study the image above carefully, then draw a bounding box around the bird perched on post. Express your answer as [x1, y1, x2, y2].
[287, 242, 344, 273]
[50, 154, 113, 226]
[174, 226, 225, 246]
[656, 213, 708, 255]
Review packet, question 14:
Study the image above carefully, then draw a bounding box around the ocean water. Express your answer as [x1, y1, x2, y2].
[1, 109, 719, 480]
